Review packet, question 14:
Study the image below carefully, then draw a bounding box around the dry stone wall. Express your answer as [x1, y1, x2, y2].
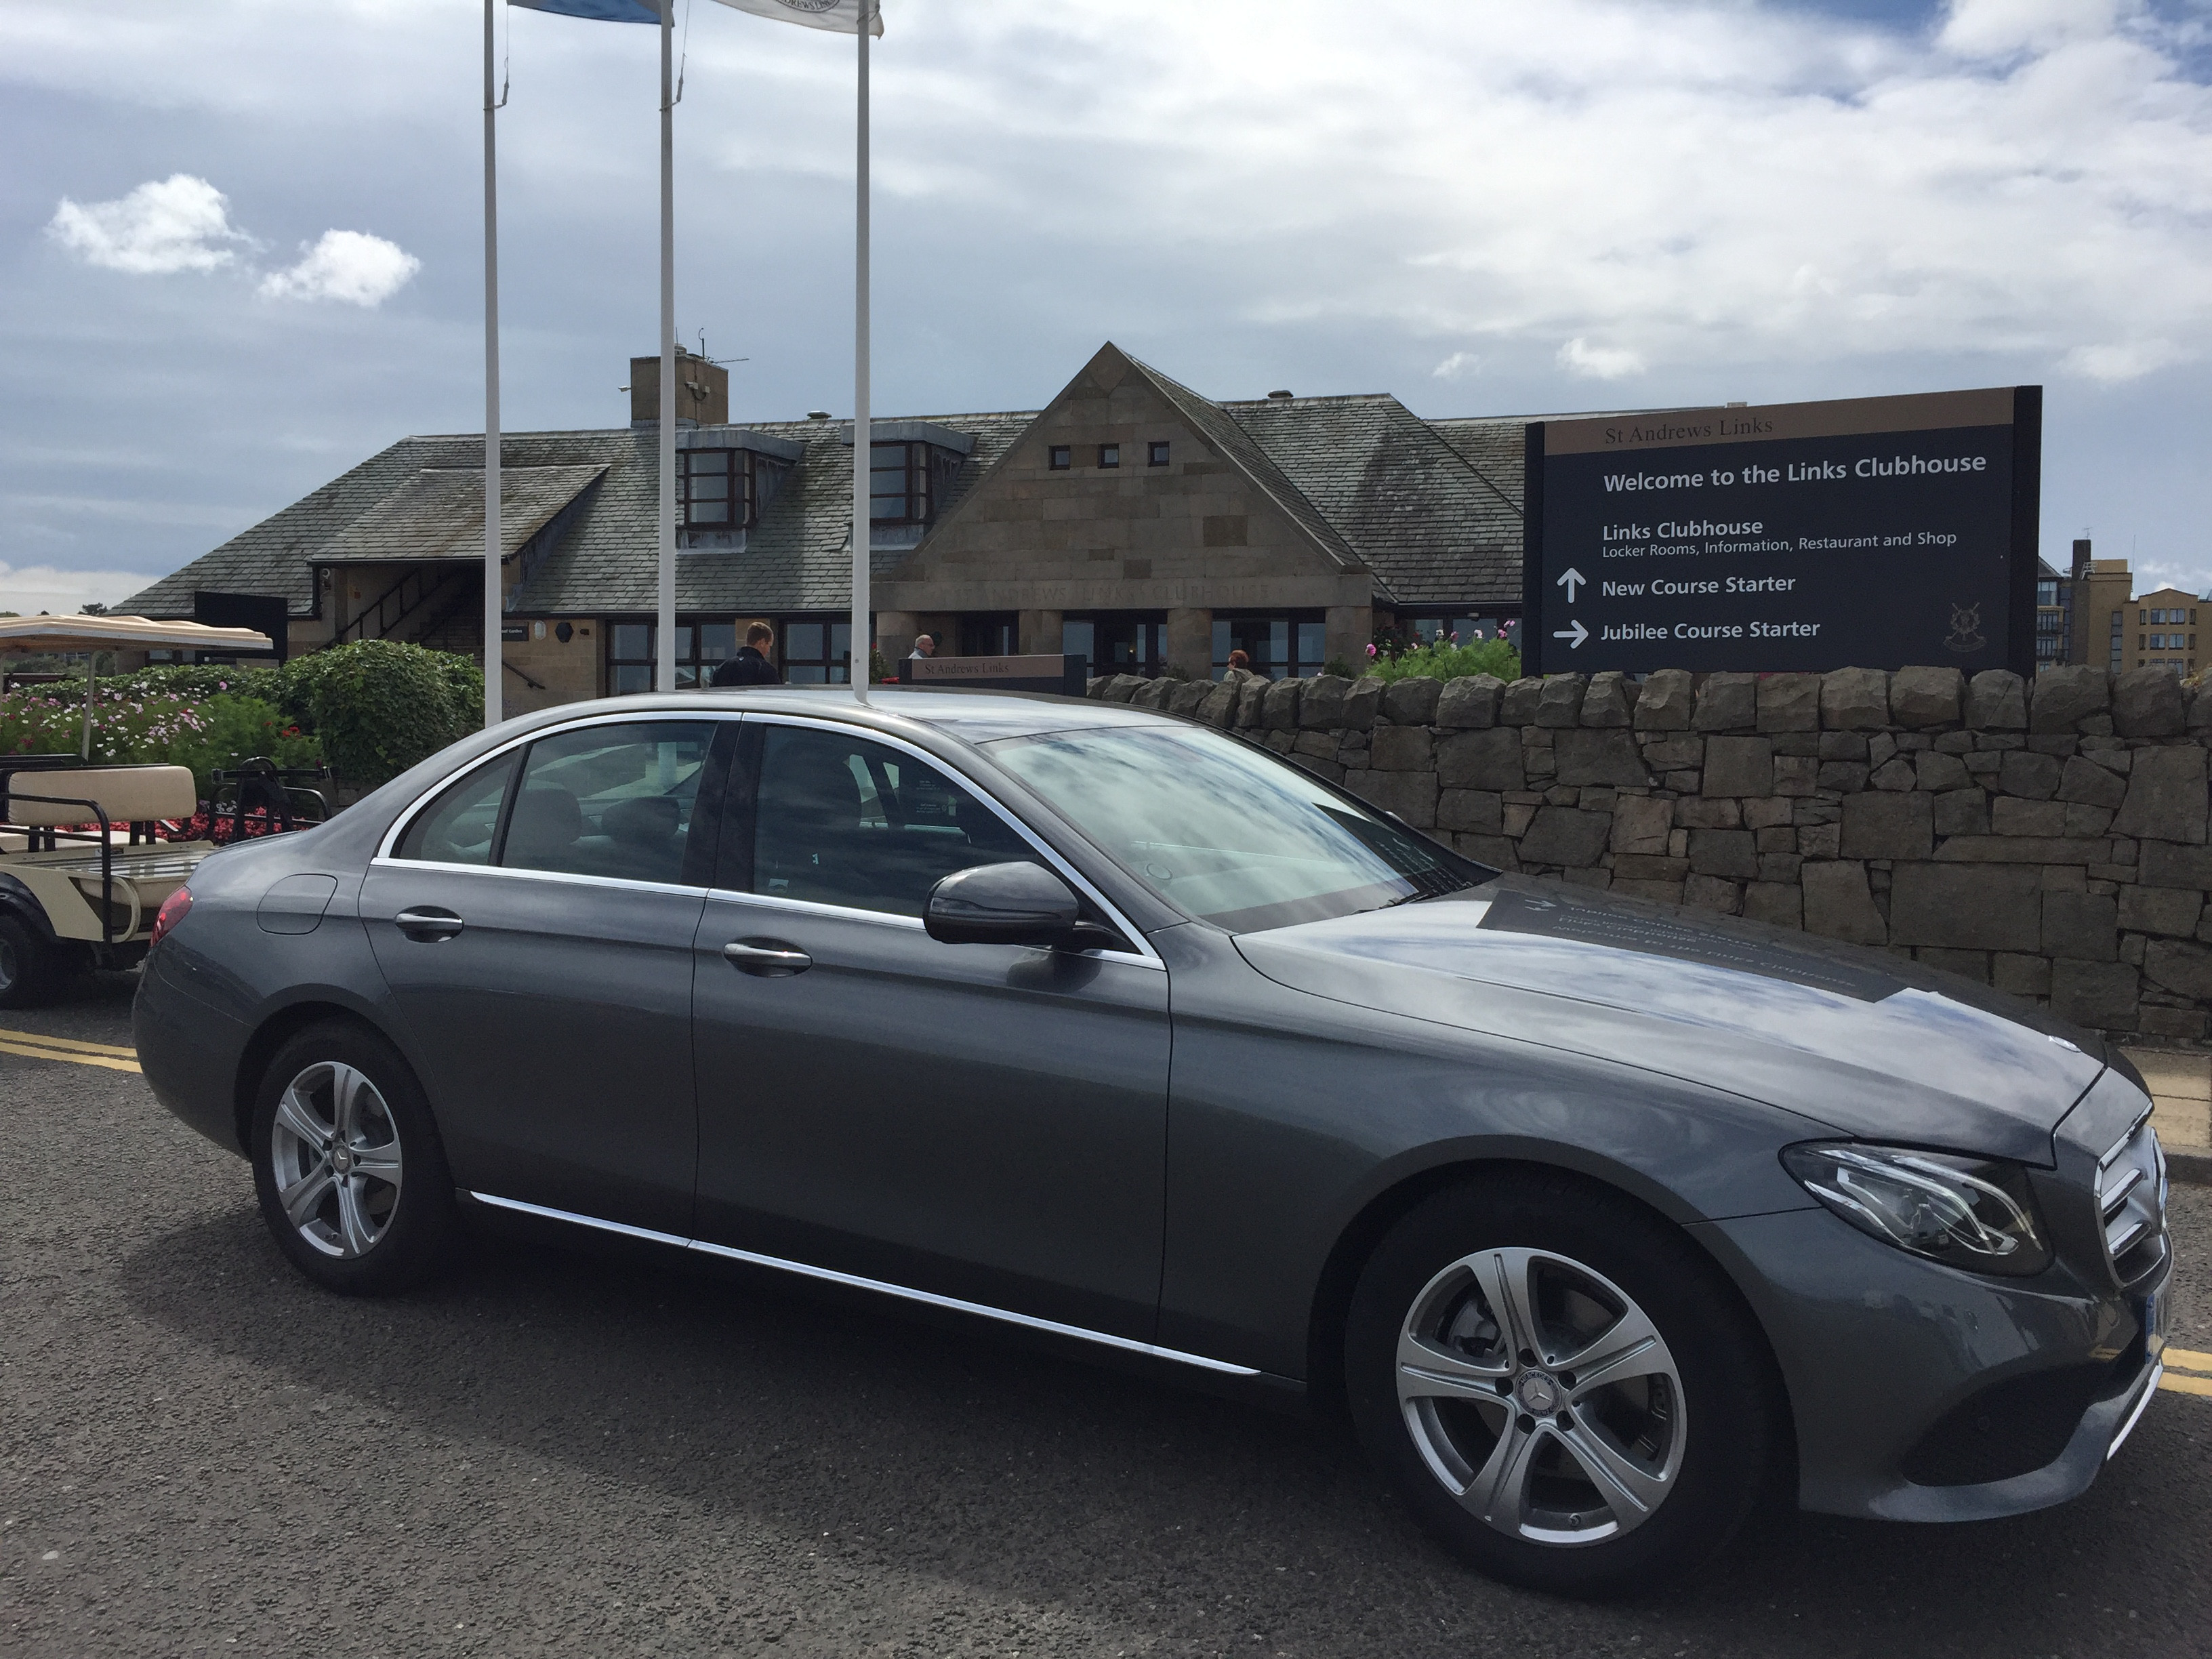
[1089, 662, 2212, 1043]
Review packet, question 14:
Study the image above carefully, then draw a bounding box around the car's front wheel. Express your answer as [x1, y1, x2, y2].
[251, 1021, 459, 1294]
[1345, 1172, 1779, 1595]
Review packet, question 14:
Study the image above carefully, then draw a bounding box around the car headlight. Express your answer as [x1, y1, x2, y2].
[1781, 1143, 2052, 1277]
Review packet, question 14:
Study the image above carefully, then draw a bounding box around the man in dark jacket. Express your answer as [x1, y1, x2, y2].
[710, 622, 781, 687]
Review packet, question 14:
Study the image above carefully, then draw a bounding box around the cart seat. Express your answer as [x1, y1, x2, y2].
[3, 766, 197, 827]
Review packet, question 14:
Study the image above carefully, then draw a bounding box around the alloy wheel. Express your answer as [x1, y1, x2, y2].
[1395, 1246, 1687, 1546]
[267, 1061, 404, 1259]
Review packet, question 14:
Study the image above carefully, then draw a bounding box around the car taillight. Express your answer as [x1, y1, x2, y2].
[150, 886, 193, 947]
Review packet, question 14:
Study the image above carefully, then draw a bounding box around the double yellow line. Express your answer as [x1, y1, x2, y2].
[2168, 1348, 2212, 1400]
[0, 1025, 141, 1073]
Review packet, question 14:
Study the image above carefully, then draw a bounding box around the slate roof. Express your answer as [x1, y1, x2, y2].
[122, 361, 1547, 622]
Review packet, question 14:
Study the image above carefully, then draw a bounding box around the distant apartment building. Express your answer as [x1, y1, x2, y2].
[2057, 539, 2204, 676]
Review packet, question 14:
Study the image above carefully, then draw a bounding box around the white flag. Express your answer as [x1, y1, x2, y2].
[708, 0, 882, 35]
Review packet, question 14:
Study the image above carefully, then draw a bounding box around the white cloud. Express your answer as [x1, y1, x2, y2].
[1940, 0, 2133, 60]
[1431, 351, 1481, 380]
[46, 173, 249, 274]
[258, 230, 420, 307]
[1557, 338, 1647, 380]
[0, 563, 161, 617]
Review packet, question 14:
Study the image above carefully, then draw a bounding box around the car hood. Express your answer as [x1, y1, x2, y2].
[1233, 876, 2105, 1166]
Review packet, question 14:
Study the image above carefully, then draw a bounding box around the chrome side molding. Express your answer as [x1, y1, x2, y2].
[466, 1189, 1261, 1378]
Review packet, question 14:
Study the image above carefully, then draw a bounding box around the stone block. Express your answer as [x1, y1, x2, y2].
[1675, 798, 1742, 829]
[1992, 797, 2068, 837]
[1169, 679, 1214, 717]
[1438, 790, 1506, 834]
[1261, 676, 1303, 731]
[1758, 853, 1803, 883]
[1888, 863, 2041, 951]
[1802, 861, 1887, 943]
[1914, 751, 1971, 793]
[1818, 761, 1872, 793]
[1134, 678, 1176, 710]
[1611, 795, 1675, 856]
[1798, 823, 1841, 859]
[2191, 684, 2212, 736]
[1917, 949, 1991, 984]
[1702, 735, 1774, 797]
[2119, 885, 2200, 937]
[1435, 674, 1502, 729]
[1298, 675, 1350, 729]
[1368, 726, 1434, 771]
[1380, 676, 1441, 726]
[1293, 729, 1338, 758]
[1742, 881, 1803, 928]
[1580, 671, 1633, 727]
[1264, 731, 1296, 754]
[1532, 676, 1585, 729]
[1633, 669, 1695, 731]
[1196, 679, 1240, 726]
[2138, 1006, 2210, 1040]
[1933, 788, 1989, 837]
[1997, 750, 2063, 800]
[2057, 755, 2127, 809]
[2142, 939, 2212, 1000]
[1558, 867, 1613, 892]
[1841, 792, 1934, 861]
[1967, 670, 2028, 732]
[1237, 676, 1271, 728]
[1692, 673, 1757, 731]
[1517, 806, 1612, 868]
[1288, 753, 1345, 784]
[1101, 674, 1146, 703]
[1503, 802, 1537, 837]
[2050, 960, 2138, 1029]
[1890, 665, 1964, 728]
[1742, 797, 1793, 830]
[1992, 953, 2050, 996]
[2112, 667, 2187, 737]
[1614, 853, 1691, 881]
[1437, 727, 1523, 792]
[2065, 804, 2115, 838]
[1455, 834, 1518, 869]
[1774, 756, 1819, 796]
[2042, 890, 2118, 961]
[2141, 840, 2212, 890]
[1681, 874, 1742, 914]
[1757, 673, 1822, 733]
[1343, 676, 1385, 731]
[1343, 767, 1439, 827]
[2029, 663, 2108, 733]
[2027, 734, 2081, 757]
[1612, 878, 1687, 904]
[1641, 734, 1704, 771]
[1498, 677, 1543, 725]
[1820, 667, 1889, 731]
[1931, 837, 2114, 865]
[1664, 771, 1701, 793]
[2112, 743, 2209, 844]
[1555, 729, 1651, 788]
[1935, 731, 1975, 755]
[1689, 828, 1760, 879]
[1869, 758, 1917, 790]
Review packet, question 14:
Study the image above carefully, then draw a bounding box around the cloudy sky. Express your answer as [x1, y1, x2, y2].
[2, 0, 2207, 614]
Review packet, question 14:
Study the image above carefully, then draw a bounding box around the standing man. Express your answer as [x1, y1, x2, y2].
[711, 622, 782, 687]
[908, 634, 936, 661]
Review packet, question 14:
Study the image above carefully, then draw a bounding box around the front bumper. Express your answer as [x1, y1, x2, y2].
[1696, 1204, 2170, 1523]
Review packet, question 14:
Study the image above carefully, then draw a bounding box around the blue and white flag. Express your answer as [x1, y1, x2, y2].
[509, 0, 663, 22]
[710, 0, 882, 37]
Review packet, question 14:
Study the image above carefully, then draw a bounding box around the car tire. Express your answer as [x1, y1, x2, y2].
[0, 914, 54, 1008]
[1345, 1170, 1778, 1596]
[250, 1020, 460, 1296]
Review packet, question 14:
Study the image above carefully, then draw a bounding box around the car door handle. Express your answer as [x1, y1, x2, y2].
[723, 939, 811, 976]
[394, 907, 466, 941]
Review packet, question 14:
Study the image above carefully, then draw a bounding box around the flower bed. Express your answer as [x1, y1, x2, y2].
[0, 687, 321, 796]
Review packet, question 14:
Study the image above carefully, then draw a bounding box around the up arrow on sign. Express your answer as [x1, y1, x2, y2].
[1553, 619, 1589, 649]
[1555, 567, 1586, 603]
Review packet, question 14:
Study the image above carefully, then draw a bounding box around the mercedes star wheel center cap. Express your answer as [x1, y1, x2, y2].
[1515, 1372, 1561, 1414]
[332, 1147, 354, 1175]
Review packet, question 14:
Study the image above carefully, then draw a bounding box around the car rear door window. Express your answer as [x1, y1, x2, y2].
[501, 721, 714, 886]
[745, 724, 1034, 916]
[393, 751, 518, 865]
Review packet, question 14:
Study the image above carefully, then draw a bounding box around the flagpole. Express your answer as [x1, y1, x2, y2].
[850, 0, 872, 702]
[657, 1, 678, 695]
[483, 0, 503, 729]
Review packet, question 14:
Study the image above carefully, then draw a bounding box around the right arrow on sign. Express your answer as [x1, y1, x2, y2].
[1555, 567, 1586, 603]
[1553, 619, 1589, 649]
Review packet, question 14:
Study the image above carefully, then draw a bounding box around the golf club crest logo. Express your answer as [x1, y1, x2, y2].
[775, 0, 842, 11]
[1944, 601, 1986, 654]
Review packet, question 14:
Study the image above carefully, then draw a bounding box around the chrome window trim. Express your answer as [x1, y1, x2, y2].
[739, 710, 1164, 968]
[365, 855, 708, 901]
[467, 1190, 1258, 1377]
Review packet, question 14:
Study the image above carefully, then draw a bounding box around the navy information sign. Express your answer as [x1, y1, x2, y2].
[1522, 386, 2040, 677]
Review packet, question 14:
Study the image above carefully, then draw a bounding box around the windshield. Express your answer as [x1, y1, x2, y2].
[984, 723, 1484, 933]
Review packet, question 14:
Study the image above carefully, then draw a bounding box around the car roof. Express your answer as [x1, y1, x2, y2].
[512, 685, 1171, 745]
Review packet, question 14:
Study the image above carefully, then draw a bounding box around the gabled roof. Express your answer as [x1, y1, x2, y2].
[318, 464, 607, 564]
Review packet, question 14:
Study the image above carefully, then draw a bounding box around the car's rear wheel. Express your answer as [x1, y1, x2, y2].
[0, 915, 54, 1008]
[250, 1021, 459, 1294]
[1345, 1172, 1778, 1595]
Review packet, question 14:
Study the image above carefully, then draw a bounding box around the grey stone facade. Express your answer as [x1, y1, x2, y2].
[1090, 661, 2212, 1042]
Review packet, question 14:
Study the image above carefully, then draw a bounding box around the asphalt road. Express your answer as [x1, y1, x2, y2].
[3, 977, 2209, 1659]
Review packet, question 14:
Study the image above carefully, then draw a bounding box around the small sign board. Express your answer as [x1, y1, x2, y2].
[192, 590, 289, 661]
[900, 653, 1088, 695]
[501, 625, 528, 642]
[1522, 387, 2041, 677]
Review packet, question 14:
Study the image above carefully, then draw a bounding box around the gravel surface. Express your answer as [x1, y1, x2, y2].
[3, 979, 2207, 1658]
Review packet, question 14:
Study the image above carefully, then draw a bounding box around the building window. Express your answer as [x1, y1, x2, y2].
[2036, 579, 2058, 607]
[1063, 613, 1166, 677]
[680, 449, 751, 529]
[1149, 441, 1170, 467]
[1099, 444, 1120, 469]
[1048, 445, 1071, 470]
[869, 442, 937, 525]
[782, 617, 852, 684]
[958, 613, 1019, 657]
[2110, 612, 2124, 674]
[607, 620, 739, 693]
[1212, 613, 1328, 680]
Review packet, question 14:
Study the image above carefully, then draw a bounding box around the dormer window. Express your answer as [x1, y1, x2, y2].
[680, 448, 753, 530]
[870, 441, 960, 526]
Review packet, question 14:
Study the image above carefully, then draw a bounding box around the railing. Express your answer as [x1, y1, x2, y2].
[334, 567, 464, 646]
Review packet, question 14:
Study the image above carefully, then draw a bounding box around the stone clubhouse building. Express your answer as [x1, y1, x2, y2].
[123, 343, 1528, 715]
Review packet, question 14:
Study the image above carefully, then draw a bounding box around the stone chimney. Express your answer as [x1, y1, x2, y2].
[2072, 537, 2093, 581]
[630, 348, 728, 429]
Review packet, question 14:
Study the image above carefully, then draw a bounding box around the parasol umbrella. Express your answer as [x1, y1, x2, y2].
[0, 615, 276, 760]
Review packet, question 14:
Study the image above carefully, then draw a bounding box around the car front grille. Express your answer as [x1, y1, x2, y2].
[2097, 1108, 2168, 1290]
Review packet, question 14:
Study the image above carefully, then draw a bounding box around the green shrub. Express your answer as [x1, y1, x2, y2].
[1365, 637, 1521, 684]
[0, 690, 320, 797]
[289, 640, 483, 788]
